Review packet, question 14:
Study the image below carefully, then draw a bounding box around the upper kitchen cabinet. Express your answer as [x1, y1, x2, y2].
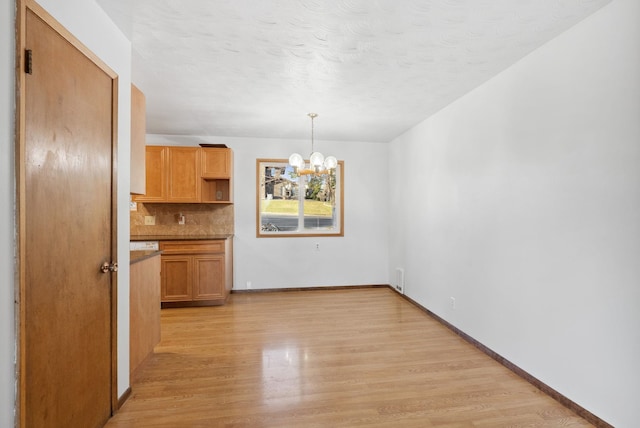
[133, 146, 233, 203]
[201, 148, 233, 204]
[201, 148, 232, 178]
[167, 147, 201, 202]
[133, 146, 167, 202]
[130, 84, 146, 195]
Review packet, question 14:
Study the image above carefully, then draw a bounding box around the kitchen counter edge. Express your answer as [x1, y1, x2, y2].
[130, 250, 163, 265]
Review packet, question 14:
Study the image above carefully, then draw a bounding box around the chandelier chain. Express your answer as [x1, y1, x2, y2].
[309, 113, 316, 154]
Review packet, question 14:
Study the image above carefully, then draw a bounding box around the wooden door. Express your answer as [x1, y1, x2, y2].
[167, 147, 200, 202]
[193, 255, 225, 300]
[20, 3, 117, 427]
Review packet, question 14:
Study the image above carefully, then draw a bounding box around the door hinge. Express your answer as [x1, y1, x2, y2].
[25, 49, 33, 74]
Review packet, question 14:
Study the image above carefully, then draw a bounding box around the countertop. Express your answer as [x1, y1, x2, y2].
[130, 250, 163, 265]
[130, 234, 233, 241]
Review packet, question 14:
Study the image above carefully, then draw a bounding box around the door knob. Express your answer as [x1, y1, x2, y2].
[100, 262, 118, 273]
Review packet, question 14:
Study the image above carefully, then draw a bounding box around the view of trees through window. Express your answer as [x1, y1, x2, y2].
[257, 159, 343, 237]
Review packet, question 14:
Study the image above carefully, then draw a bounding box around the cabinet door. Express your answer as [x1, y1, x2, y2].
[201, 148, 231, 178]
[161, 255, 192, 302]
[167, 147, 200, 202]
[193, 255, 225, 301]
[133, 146, 167, 202]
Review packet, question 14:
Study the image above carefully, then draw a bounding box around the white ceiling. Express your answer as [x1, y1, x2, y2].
[98, 0, 611, 142]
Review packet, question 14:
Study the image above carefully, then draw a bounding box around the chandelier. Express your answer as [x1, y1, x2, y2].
[288, 113, 337, 175]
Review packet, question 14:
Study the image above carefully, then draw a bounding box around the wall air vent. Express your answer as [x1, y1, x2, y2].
[394, 268, 404, 294]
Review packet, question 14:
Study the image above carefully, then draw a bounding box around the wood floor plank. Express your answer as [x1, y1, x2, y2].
[107, 288, 593, 427]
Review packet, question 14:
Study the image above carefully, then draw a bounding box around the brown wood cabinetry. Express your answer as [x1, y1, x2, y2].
[129, 252, 161, 379]
[133, 146, 167, 202]
[160, 254, 192, 301]
[201, 147, 233, 203]
[167, 147, 200, 202]
[160, 239, 232, 306]
[201, 148, 231, 177]
[193, 255, 226, 300]
[133, 146, 233, 203]
[130, 84, 146, 195]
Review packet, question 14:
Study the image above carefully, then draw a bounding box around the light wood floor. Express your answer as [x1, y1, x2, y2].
[107, 288, 592, 427]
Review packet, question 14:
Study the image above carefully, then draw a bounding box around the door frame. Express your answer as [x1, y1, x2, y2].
[15, 0, 119, 424]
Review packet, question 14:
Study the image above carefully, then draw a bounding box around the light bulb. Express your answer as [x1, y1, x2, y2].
[309, 152, 324, 168]
[324, 156, 337, 170]
[289, 153, 304, 170]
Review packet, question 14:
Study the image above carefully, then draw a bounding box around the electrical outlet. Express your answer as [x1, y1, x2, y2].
[315, 243, 320, 251]
[144, 215, 156, 225]
[450, 297, 456, 310]
[246, 281, 252, 289]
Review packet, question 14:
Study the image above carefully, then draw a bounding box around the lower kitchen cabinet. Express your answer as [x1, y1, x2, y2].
[160, 239, 232, 306]
[160, 255, 192, 301]
[193, 255, 225, 300]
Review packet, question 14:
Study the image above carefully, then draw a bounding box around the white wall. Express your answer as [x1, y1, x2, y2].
[1, 0, 15, 425]
[147, 134, 390, 290]
[388, 0, 639, 426]
[1, 1, 134, 420]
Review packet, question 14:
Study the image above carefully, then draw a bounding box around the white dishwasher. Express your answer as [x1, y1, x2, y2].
[129, 241, 159, 251]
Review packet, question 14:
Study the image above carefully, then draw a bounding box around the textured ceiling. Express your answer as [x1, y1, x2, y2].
[98, 0, 611, 142]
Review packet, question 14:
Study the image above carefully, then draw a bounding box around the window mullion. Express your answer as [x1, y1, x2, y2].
[298, 174, 306, 231]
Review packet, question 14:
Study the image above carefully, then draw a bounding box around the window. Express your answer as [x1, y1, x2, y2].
[257, 159, 344, 237]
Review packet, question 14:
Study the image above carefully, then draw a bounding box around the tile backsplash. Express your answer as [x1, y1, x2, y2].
[130, 201, 234, 236]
